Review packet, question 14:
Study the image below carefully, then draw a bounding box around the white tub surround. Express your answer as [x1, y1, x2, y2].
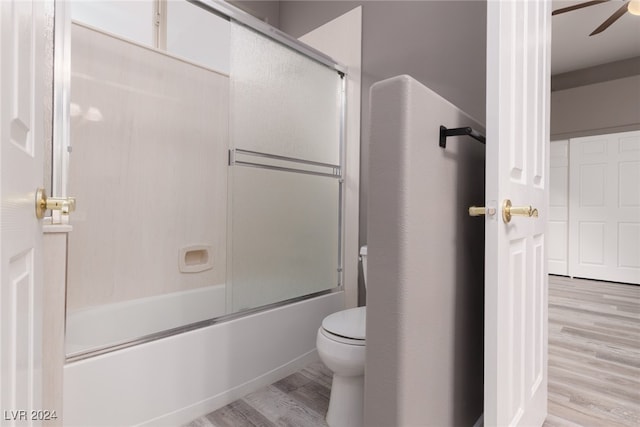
[66, 22, 229, 315]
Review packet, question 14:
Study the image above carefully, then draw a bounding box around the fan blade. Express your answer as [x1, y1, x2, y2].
[590, 2, 629, 35]
[552, 0, 609, 16]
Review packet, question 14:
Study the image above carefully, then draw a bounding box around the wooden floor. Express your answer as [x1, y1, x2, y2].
[185, 276, 639, 427]
[183, 361, 331, 427]
[544, 275, 640, 427]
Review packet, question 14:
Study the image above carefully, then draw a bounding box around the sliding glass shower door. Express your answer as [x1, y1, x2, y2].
[228, 22, 344, 312]
[59, 1, 344, 359]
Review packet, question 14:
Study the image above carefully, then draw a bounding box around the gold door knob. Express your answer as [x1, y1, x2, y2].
[469, 206, 496, 216]
[502, 199, 538, 224]
[468, 206, 496, 216]
[35, 188, 76, 219]
[469, 206, 485, 216]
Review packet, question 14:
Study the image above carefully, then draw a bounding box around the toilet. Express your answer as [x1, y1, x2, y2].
[316, 246, 367, 427]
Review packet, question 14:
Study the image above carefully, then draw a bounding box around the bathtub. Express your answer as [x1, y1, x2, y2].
[63, 290, 344, 426]
[65, 284, 227, 356]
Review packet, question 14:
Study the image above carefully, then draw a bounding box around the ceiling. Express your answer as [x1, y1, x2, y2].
[552, 0, 640, 74]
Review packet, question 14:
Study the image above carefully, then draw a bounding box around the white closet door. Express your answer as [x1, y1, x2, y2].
[569, 131, 640, 284]
[549, 140, 569, 275]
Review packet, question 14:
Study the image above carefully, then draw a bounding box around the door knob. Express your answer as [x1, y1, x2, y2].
[35, 188, 76, 219]
[468, 206, 496, 216]
[502, 199, 538, 223]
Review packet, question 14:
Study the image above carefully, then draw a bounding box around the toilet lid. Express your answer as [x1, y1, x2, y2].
[322, 306, 366, 340]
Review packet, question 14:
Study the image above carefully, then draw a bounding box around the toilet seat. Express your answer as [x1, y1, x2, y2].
[321, 306, 366, 345]
[320, 327, 365, 346]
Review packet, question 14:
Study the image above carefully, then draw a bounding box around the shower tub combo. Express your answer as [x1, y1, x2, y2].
[52, 1, 360, 425]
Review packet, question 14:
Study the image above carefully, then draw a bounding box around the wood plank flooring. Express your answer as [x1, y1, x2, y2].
[183, 361, 331, 427]
[185, 276, 639, 427]
[544, 275, 640, 427]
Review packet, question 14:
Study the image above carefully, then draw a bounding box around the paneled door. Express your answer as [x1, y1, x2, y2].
[1, 0, 48, 424]
[485, 0, 550, 425]
[569, 131, 640, 284]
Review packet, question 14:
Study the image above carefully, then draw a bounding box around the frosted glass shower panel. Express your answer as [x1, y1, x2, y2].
[70, 0, 155, 47]
[166, 0, 230, 74]
[65, 23, 229, 355]
[231, 167, 340, 312]
[230, 23, 342, 165]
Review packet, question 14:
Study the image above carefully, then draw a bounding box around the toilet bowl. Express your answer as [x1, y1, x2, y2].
[316, 246, 368, 427]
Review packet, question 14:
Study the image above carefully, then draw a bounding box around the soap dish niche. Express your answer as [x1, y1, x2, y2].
[179, 245, 213, 273]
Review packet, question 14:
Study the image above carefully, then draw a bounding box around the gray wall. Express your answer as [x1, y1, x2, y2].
[276, 1, 487, 277]
[366, 75, 484, 427]
[278, 0, 486, 125]
[229, 1, 281, 27]
[551, 56, 640, 92]
[551, 74, 640, 140]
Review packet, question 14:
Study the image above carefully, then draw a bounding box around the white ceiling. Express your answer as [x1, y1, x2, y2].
[552, 0, 640, 74]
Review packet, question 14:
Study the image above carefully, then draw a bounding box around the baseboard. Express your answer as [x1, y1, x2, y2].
[136, 349, 320, 427]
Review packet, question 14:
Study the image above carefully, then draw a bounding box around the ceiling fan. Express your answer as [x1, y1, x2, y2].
[552, 0, 640, 35]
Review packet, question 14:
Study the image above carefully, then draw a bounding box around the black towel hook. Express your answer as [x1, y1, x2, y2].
[439, 125, 486, 148]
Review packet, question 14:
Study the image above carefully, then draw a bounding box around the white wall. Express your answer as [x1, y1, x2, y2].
[549, 140, 569, 275]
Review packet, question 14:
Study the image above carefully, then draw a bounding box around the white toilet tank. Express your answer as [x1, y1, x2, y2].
[360, 245, 368, 288]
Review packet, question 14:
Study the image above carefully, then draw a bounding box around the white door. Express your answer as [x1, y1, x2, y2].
[485, 0, 550, 426]
[1, 0, 47, 424]
[568, 131, 640, 285]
